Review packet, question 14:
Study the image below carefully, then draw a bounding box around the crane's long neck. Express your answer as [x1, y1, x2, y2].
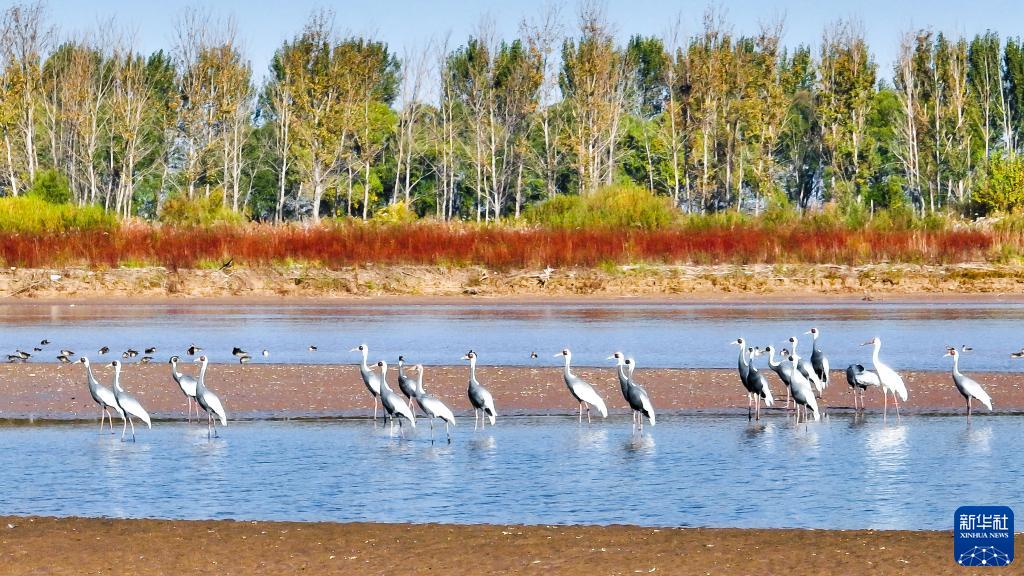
[84, 363, 98, 388]
[170, 361, 182, 383]
[872, 341, 881, 365]
[468, 357, 477, 381]
[397, 361, 406, 378]
[379, 365, 390, 391]
[197, 361, 208, 391]
[952, 353, 961, 377]
[766, 348, 780, 369]
[738, 345, 748, 369]
[812, 333, 821, 353]
[617, 363, 629, 394]
[360, 349, 370, 371]
[562, 354, 573, 378]
[112, 367, 123, 393]
[415, 369, 425, 395]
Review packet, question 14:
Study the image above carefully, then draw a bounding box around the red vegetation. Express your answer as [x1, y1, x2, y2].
[0, 222, 1009, 270]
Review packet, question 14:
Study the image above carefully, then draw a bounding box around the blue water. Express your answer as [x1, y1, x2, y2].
[1, 414, 1020, 529]
[3, 301, 1024, 371]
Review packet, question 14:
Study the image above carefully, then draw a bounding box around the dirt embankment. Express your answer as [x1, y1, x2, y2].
[4, 262, 1024, 299]
[0, 516, 1007, 576]
[2, 363, 1020, 421]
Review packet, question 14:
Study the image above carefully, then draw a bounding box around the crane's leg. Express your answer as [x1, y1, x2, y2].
[968, 397, 972, 419]
[883, 390, 888, 419]
[747, 394, 752, 421]
[430, 417, 435, 442]
[474, 409, 479, 430]
[374, 397, 379, 422]
[894, 394, 900, 419]
[446, 422, 451, 444]
[121, 414, 128, 441]
[98, 409, 105, 434]
[129, 416, 136, 442]
[786, 388, 791, 409]
[578, 403, 583, 424]
[586, 403, 592, 424]
[399, 418, 405, 439]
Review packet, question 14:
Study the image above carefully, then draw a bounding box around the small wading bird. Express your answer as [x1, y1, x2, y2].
[139, 356, 153, 364]
[57, 354, 72, 364]
[412, 364, 455, 443]
[463, 351, 496, 429]
[232, 347, 248, 358]
[145, 347, 157, 354]
[556, 348, 607, 423]
[108, 360, 151, 442]
[169, 355, 199, 422]
[98, 346, 109, 355]
[862, 337, 908, 418]
[946, 347, 992, 417]
[193, 356, 228, 438]
[376, 360, 415, 437]
[80, 357, 123, 433]
[351, 344, 381, 421]
[187, 344, 202, 356]
[807, 328, 830, 391]
[40, 339, 50, 345]
[59, 349, 74, 357]
[845, 364, 880, 411]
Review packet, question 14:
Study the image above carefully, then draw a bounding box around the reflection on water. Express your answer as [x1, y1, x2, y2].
[1, 414, 1022, 529]
[5, 301, 1024, 370]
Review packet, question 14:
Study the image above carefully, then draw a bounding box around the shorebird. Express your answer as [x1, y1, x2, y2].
[555, 348, 607, 423]
[232, 347, 248, 358]
[862, 337, 908, 418]
[350, 344, 381, 421]
[57, 354, 72, 364]
[80, 357, 123, 433]
[108, 360, 151, 442]
[59, 349, 74, 357]
[946, 347, 992, 418]
[193, 355, 228, 438]
[145, 347, 157, 354]
[377, 360, 415, 437]
[308, 345, 318, 352]
[187, 344, 202, 356]
[169, 355, 199, 422]
[412, 364, 455, 443]
[139, 356, 153, 364]
[463, 351, 496, 429]
[807, 328, 830, 391]
[40, 339, 50, 345]
[98, 346, 109, 355]
[845, 364, 880, 411]
[122, 348, 138, 359]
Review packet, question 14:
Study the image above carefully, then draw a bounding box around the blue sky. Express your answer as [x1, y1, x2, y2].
[46, 0, 1024, 81]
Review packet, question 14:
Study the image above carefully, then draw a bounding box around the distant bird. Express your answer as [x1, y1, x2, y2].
[232, 347, 248, 358]
[169, 355, 199, 422]
[218, 258, 234, 272]
[731, 339, 759, 418]
[308, 345, 317, 352]
[862, 337, 908, 418]
[187, 344, 202, 356]
[350, 344, 381, 421]
[376, 360, 415, 437]
[764, 345, 795, 408]
[40, 339, 50, 345]
[463, 351, 496, 428]
[57, 354, 72, 364]
[98, 346, 109, 355]
[412, 364, 455, 443]
[59, 349, 74, 357]
[789, 337, 824, 397]
[145, 347, 157, 354]
[530, 351, 538, 359]
[396, 356, 418, 412]
[947, 347, 992, 417]
[1011, 349, 1024, 359]
[788, 354, 820, 422]
[108, 360, 151, 442]
[960, 345, 973, 353]
[807, 328, 830, 391]
[238, 355, 251, 364]
[746, 348, 774, 420]
[555, 348, 607, 423]
[262, 350, 269, 357]
[193, 356, 228, 438]
[6, 355, 23, 363]
[15, 350, 31, 359]
[122, 348, 138, 359]
[139, 356, 153, 364]
[32, 347, 42, 352]
[845, 364, 880, 411]
[80, 357, 123, 433]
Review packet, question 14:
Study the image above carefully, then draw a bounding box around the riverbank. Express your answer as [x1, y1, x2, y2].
[0, 516, 1000, 575]
[2, 363, 1020, 421]
[4, 262, 1024, 299]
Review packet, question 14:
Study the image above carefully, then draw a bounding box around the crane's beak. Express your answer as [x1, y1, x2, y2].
[860, 340, 873, 346]
[461, 355, 470, 360]
[606, 355, 616, 360]
[729, 340, 739, 346]
[553, 353, 562, 357]
[105, 362, 113, 368]
[804, 330, 812, 335]
[348, 348, 358, 352]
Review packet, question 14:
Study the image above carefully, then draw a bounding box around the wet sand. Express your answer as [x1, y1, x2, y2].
[2, 363, 1021, 421]
[0, 516, 1010, 575]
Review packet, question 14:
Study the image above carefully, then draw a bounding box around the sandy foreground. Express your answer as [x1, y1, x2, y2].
[0, 516, 1015, 575]
[1, 363, 1022, 420]
[5, 262, 1024, 299]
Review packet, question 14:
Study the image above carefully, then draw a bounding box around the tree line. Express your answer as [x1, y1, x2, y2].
[4, 2, 1024, 223]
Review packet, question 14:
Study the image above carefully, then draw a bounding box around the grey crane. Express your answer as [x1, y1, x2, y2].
[350, 344, 382, 421]
[79, 356, 123, 433]
[787, 354, 820, 422]
[807, 328, 830, 391]
[730, 339, 758, 419]
[463, 351, 496, 429]
[555, 348, 607, 423]
[763, 345, 795, 408]
[193, 356, 228, 438]
[169, 355, 200, 422]
[376, 360, 415, 438]
[746, 348, 774, 420]
[624, 358, 656, 430]
[946, 347, 992, 418]
[396, 355, 419, 413]
[107, 360, 151, 442]
[845, 364, 880, 411]
[788, 336, 824, 397]
[412, 364, 456, 443]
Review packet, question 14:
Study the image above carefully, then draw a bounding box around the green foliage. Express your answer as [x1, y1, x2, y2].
[27, 169, 72, 204]
[525, 184, 677, 230]
[974, 154, 1024, 215]
[159, 190, 246, 227]
[371, 202, 419, 224]
[0, 196, 116, 233]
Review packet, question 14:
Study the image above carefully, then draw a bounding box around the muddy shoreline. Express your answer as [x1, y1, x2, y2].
[0, 516, 1006, 575]
[2, 363, 1020, 421]
[5, 262, 1024, 299]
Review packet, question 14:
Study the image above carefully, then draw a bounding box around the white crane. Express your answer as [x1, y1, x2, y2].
[787, 354, 820, 422]
[169, 355, 199, 422]
[107, 360, 151, 442]
[945, 347, 992, 417]
[789, 336, 824, 397]
[555, 349, 607, 423]
[377, 360, 416, 438]
[412, 364, 456, 443]
[350, 344, 382, 421]
[463, 351, 496, 429]
[80, 357, 123, 433]
[862, 337, 908, 419]
[193, 356, 228, 438]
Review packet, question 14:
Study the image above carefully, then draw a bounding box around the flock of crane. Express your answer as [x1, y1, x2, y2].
[22, 325, 1003, 444]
